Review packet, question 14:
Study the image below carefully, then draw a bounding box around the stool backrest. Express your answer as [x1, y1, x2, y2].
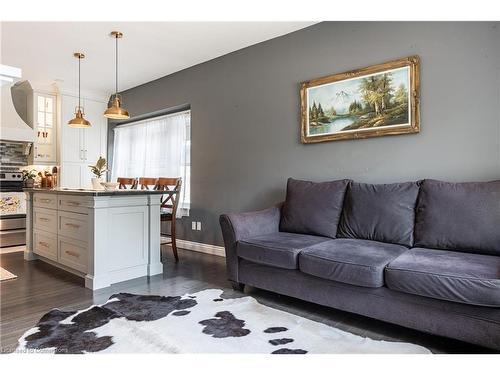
[117, 177, 138, 189]
[156, 177, 182, 212]
[138, 177, 158, 190]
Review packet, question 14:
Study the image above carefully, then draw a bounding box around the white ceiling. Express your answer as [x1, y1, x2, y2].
[1, 22, 315, 97]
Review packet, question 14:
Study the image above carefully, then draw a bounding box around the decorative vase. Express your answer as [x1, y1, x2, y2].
[24, 178, 34, 188]
[91, 177, 105, 190]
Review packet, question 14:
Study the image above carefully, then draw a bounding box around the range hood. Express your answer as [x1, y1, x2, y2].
[0, 73, 36, 143]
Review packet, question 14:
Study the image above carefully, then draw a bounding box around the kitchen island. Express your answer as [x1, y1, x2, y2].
[24, 188, 166, 290]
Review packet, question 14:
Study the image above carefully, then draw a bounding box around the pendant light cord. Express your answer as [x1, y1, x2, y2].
[78, 55, 81, 108]
[115, 35, 118, 95]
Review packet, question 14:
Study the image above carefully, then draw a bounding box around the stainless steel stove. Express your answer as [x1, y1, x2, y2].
[0, 142, 28, 248]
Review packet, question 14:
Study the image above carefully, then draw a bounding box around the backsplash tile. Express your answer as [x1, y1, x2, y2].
[0, 141, 30, 167]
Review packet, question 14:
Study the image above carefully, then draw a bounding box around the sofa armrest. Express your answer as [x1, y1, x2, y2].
[219, 203, 282, 282]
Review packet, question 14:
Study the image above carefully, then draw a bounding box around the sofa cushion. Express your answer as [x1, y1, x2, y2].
[299, 239, 407, 287]
[237, 232, 330, 269]
[386, 248, 500, 307]
[414, 179, 500, 256]
[280, 178, 350, 238]
[338, 181, 420, 247]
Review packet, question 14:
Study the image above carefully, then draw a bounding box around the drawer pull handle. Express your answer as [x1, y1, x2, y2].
[39, 218, 50, 222]
[65, 250, 80, 258]
[40, 199, 52, 203]
[66, 201, 81, 207]
[38, 241, 50, 248]
[65, 223, 81, 229]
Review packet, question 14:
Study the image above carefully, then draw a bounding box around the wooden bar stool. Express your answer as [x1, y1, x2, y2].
[117, 177, 138, 189]
[156, 177, 182, 262]
[138, 177, 158, 190]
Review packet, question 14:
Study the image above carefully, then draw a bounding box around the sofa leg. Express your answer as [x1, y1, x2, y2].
[231, 281, 245, 292]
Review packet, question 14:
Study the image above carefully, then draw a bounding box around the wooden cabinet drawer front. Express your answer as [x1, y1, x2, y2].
[58, 236, 87, 273]
[58, 212, 88, 241]
[33, 193, 58, 210]
[34, 208, 57, 233]
[58, 196, 89, 214]
[33, 230, 57, 261]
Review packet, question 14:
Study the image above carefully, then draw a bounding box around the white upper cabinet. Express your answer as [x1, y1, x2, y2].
[60, 95, 83, 163]
[59, 94, 107, 189]
[82, 98, 107, 165]
[33, 92, 57, 164]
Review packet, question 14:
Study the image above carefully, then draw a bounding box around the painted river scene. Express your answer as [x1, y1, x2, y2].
[307, 66, 410, 136]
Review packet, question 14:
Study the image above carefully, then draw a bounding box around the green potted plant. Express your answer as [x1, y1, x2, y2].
[88, 156, 107, 190]
[22, 169, 37, 188]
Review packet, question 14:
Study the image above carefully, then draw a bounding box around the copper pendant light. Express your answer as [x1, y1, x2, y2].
[104, 31, 130, 119]
[68, 53, 91, 128]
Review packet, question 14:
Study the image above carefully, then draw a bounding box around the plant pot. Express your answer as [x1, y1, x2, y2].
[24, 178, 35, 188]
[91, 177, 105, 190]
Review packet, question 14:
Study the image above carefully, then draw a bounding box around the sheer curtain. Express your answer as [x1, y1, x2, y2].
[111, 111, 191, 217]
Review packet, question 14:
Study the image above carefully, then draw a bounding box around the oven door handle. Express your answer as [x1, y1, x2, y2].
[0, 229, 26, 234]
[0, 217, 26, 231]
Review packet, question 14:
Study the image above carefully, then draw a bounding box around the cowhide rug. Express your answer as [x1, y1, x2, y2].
[17, 289, 430, 354]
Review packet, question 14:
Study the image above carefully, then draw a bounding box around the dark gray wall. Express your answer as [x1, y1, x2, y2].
[109, 22, 500, 246]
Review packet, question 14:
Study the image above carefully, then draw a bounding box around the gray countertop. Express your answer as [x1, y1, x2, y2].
[24, 188, 169, 196]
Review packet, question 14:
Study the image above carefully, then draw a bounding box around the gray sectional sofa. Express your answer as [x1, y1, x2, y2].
[220, 178, 500, 350]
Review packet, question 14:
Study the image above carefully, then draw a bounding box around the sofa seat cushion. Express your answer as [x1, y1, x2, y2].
[385, 248, 500, 307]
[299, 239, 407, 287]
[237, 232, 330, 269]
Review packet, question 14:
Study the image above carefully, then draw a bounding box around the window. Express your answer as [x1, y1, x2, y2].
[111, 110, 191, 217]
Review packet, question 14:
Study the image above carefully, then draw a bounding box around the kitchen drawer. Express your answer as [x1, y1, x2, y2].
[58, 196, 89, 214]
[34, 207, 57, 234]
[33, 229, 57, 261]
[58, 211, 88, 242]
[58, 235, 87, 273]
[33, 193, 58, 210]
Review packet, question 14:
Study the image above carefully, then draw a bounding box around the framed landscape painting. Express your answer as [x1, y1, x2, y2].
[300, 56, 420, 143]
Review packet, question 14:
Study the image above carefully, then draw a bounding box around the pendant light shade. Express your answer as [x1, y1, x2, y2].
[104, 31, 130, 120]
[68, 52, 91, 128]
[68, 108, 91, 127]
[104, 94, 129, 119]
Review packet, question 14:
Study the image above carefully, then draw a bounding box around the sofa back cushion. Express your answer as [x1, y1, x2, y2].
[280, 178, 350, 238]
[414, 179, 500, 255]
[338, 182, 420, 247]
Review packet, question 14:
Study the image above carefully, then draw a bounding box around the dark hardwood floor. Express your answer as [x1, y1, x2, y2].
[0, 247, 495, 354]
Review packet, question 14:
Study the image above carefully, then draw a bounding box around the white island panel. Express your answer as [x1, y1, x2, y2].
[107, 207, 148, 270]
[25, 189, 165, 290]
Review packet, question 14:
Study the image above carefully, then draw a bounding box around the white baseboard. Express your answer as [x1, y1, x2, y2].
[176, 239, 225, 257]
[5, 242, 226, 258]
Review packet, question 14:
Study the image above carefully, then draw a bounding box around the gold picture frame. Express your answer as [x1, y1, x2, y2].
[300, 56, 420, 143]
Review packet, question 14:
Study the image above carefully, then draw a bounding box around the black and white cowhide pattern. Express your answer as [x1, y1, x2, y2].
[17, 289, 430, 354]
